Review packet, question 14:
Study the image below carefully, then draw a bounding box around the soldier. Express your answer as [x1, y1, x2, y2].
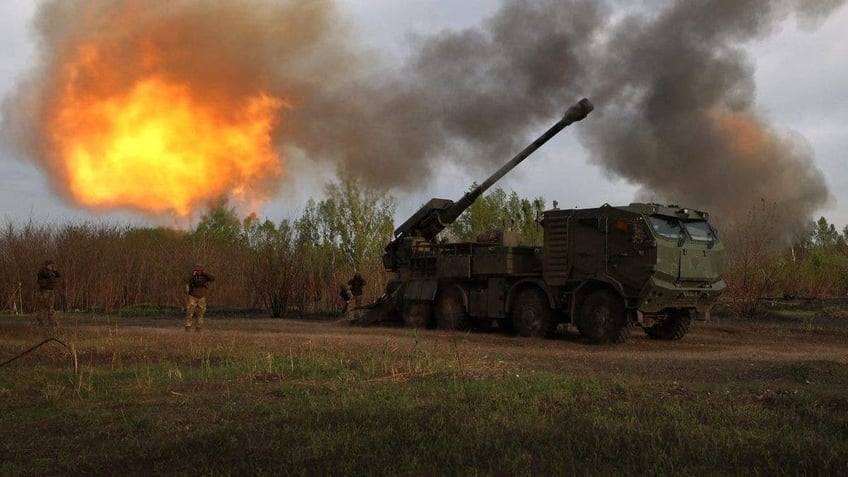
[184, 264, 215, 332]
[348, 273, 366, 308]
[339, 284, 353, 316]
[36, 260, 62, 327]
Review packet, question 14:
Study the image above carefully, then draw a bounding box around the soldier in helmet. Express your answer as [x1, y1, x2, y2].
[184, 264, 215, 332]
[36, 260, 62, 327]
[347, 273, 366, 316]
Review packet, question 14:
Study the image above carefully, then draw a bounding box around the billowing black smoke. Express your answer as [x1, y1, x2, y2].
[3, 0, 843, 233]
[287, 0, 843, 236]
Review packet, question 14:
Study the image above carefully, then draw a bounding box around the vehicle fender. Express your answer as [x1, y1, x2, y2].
[570, 278, 626, 317]
[433, 282, 469, 310]
[505, 278, 556, 312]
[402, 279, 438, 302]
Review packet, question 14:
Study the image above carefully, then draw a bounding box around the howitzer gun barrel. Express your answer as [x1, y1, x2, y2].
[438, 98, 594, 227]
[382, 98, 593, 272]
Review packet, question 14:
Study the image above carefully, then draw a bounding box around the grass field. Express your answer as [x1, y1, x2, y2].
[1, 312, 847, 476]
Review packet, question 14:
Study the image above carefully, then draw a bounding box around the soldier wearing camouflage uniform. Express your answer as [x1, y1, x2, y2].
[346, 273, 366, 318]
[184, 264, 215, 332]
[36, 260, 62, 327]
[339, 284, 353, 316]
[348, 273, 366, 308]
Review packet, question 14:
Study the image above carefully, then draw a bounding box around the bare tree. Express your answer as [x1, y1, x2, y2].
[722, 200, 784, 318]
[241, 216, 299, 317]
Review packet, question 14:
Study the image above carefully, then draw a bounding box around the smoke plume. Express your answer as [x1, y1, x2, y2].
[1, 0, 358, 216]
[1, 0, 843, 233]
[582, 0, 843, 235]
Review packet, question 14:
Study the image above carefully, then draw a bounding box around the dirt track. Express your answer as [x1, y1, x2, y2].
[300, 318, 848, 384]
[4, 315, 847, 389]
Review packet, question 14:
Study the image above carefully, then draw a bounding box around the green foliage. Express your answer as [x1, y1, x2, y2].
[291, 203, 345, 311]
[794, 243, 848, 297]
[294, 198, 322, 250]
[193, 196, 243, 243]
[724, 206, 848, 307]
[446, 185, 546, 245]
[773, 216, 848, 298]
[284, 170, 396, 310]
[314, 169, 396, 270]
[811, 216, 840, 247]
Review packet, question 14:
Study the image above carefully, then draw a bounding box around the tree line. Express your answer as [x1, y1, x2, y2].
[1, 172, 394, 317]
[2, 173, 846, 319]
[723, 200, 848, 317]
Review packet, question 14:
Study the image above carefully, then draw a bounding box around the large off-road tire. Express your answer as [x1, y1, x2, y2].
[512, 288, 555, 338]
[579, 290, 629, 344]
[644, 309, 692, 340]
[435, 286, 469, 330]
[402, 301, 433, 329]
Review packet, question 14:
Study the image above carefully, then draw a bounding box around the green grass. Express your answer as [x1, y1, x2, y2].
[1, 321, 847, 476]
[4, 368, 846, 475]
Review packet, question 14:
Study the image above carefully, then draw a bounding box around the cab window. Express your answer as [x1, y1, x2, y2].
[648, 216, 684, 240]
[682, 220, 716, 242]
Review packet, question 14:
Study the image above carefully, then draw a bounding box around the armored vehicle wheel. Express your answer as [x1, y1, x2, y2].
[403, 301, 433, 329]
[579, 290, 629, 344]
[435, 286, 469, 330]
[512, 288, 555, 338]
[644, 309, 692, 340]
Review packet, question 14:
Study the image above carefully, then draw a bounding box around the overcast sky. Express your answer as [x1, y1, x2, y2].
[1, 0, 846, 233]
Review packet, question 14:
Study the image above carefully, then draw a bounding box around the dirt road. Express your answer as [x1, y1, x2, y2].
[3, 315, 846, 390]
[286, 318, 848, 384]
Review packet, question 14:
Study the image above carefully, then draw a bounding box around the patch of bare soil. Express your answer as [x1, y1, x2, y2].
[3, 314, 846, 390]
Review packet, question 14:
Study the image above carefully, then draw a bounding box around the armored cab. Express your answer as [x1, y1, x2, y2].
[539, 203, 725, 342]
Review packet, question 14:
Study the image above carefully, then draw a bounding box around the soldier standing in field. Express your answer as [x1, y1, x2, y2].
[184, 264, 215, 332]
[347, 273, 366, 314]
[339, 284, 353, 316]
[36, 260, 62, 327]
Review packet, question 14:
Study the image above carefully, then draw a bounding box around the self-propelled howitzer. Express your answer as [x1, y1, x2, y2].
[358, 96, 725, 345]
[382, 98, 594, 272]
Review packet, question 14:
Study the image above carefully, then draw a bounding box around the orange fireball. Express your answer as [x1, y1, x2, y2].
[47, 44, 287, 217]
